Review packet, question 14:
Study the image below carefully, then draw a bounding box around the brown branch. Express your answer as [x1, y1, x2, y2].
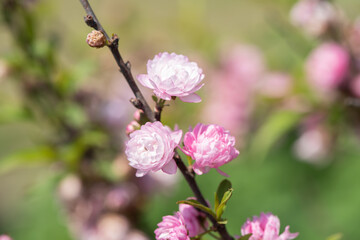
[78, 1, 233, 239]
[79, 0, 155, 122]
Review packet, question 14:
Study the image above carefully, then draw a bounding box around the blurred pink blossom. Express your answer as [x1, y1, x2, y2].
[183, 123, 239, 176]
[179, 198, 208, 237]
[306, 42, 349, 92]
[125, 121, 182, 177]
[290, 0, 336, 36]
[241, 212, 299, 240]
[203, 45, 264, 140]
[258, 72, 293, 98]
[154, 212, 190, 240]
[137, 52, 205, 103]
[0, 235, 12, 240]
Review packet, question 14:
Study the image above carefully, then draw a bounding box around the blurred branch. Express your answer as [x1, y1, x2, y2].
[78, 1, 233, 239]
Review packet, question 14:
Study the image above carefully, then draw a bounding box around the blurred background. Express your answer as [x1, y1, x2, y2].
[1, 0, 360, 239]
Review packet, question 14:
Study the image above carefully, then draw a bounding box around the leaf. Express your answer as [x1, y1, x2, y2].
[237, 233, 252, 240]
[152, 95, 158, 102]
[0, 145, 56, 174]
[217, 219, 228, 224]
[326, 233, 343, 240]
[215, 179, 232, 210]
[216, 188, 233, 220]
[177, 199, 216, 219]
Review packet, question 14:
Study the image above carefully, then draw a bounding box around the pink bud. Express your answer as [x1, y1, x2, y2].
[133, 110, 143, 121]
[126, 121, 140, 136]
[306, 42, 349, 92]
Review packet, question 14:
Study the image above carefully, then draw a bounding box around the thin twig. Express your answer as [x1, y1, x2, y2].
[79, 0, 155, 122]
[78, 1, 233, 239]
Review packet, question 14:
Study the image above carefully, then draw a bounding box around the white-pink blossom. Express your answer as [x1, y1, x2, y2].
[137, 52, 205, 103]
[306, 42, 349, 92]
[155, 212, 190, 240]
[241, 212, 299, 240]
[125, 121, 182, 177]
[183, 123, 239, 176]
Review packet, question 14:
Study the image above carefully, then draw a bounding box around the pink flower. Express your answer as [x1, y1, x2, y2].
[183, 124, 239, 175]
[137, 52, 205, 103]
[290, 0, 336, 36]
[155, 212, 190, 240]
[125, 121, 182, 177]
[179, 198, 208, 237]
[306, 43, 349, 91]
[241, 213, 299, 240]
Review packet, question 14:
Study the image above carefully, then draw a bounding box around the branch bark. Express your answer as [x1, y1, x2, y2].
[78, 1, 233, 239]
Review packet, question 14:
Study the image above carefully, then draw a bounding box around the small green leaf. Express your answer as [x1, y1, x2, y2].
[237, 233, 252, 240]
[177, 199, 216, 219]
[152, 95, 158, 102]
[215, 179, 232, 210]
[216, 188, 233, 220]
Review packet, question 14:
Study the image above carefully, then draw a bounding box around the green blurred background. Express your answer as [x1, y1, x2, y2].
[1, 0, 360, 239]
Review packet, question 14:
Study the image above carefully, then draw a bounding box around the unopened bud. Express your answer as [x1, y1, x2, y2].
[86, 30, 106, 48]
[126, 121, 140, 136]
[133, 110, 143, 121]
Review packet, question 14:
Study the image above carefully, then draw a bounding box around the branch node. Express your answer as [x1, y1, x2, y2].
[84, 15, 98, 29]
[109, 34, 119, 47]
[125, 61, 131, 70]
[130, 98, 143, 110]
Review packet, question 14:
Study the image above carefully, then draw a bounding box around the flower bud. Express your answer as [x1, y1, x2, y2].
[86, 30, 106, 48]
[306, 42, 349, 92]
[126, 121, 140, 136]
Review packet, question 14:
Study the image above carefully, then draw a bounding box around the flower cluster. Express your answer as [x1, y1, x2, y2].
[154, 212, 190, 240]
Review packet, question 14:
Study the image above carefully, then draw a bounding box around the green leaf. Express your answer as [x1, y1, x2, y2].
[152, 95, 158, 102]
[216, 188, 233, 220]
[177, 199, 216, 219]
[0, 145, 56, 174]
[215, 179, 232, 210]
[217, 219, 228, 224]
[237, 233, 252, 240]
[326, 233, 343, 240]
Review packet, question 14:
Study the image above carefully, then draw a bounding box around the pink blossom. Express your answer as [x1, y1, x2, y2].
[290, 0, 336, 36]
[137, 52, 205, 103]
[179, 198, 208, 237]
[241, 213, 299, 240]
[125, 121, 182, 177]
[203, 45, 264, 141]
[183, 123, 239, 175]
[126, 120, 140, 136]
[306, 42, 349, 91]
[155, 212, 190, 240]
